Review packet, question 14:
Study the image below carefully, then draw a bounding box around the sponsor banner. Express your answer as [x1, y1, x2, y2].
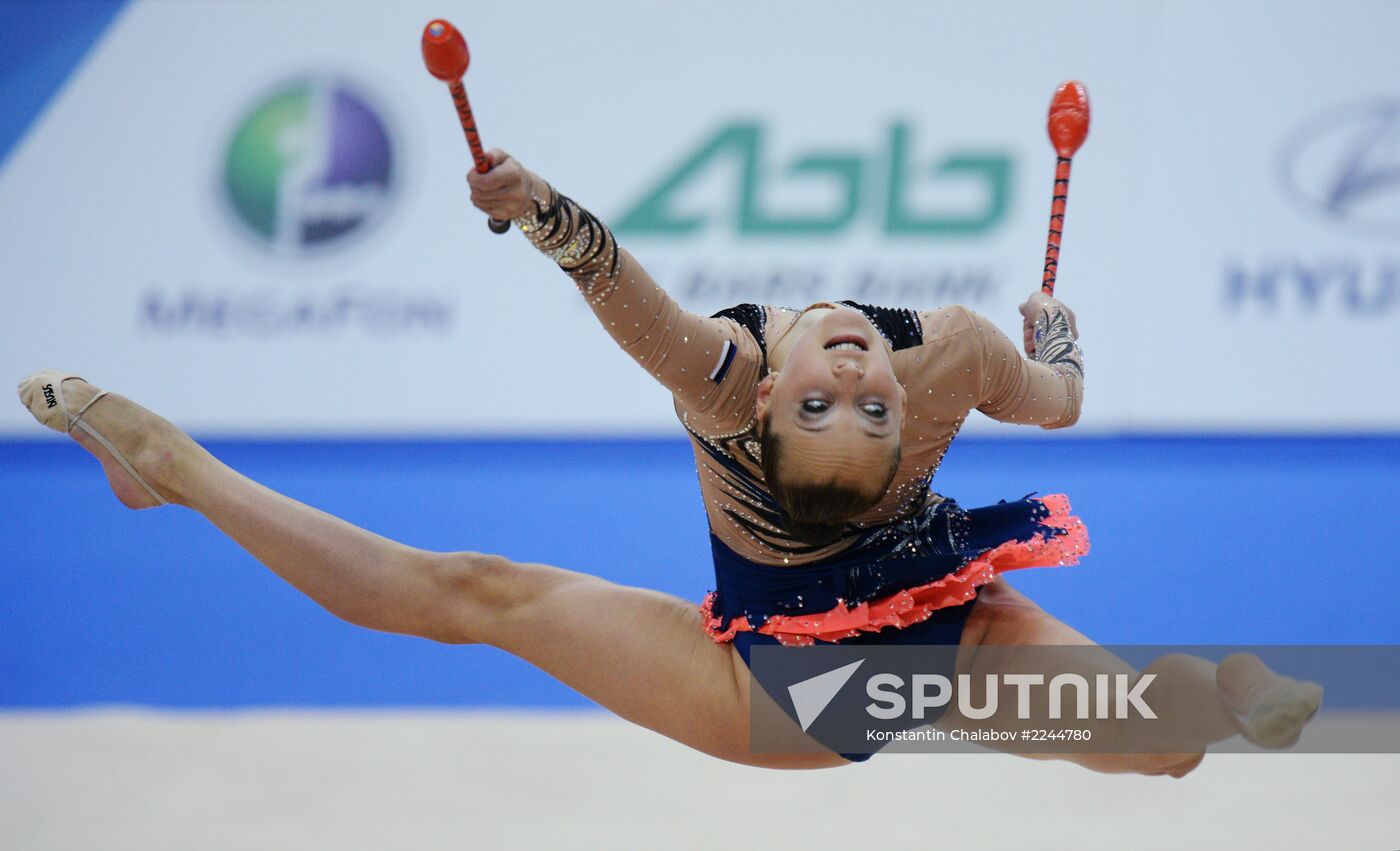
[1, 1, 1397, 435]
[750, 645, 1400, 756]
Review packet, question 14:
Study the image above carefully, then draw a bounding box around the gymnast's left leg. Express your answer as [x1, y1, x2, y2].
[948, 580, 1322, 776]
[17, 371, 844, 770]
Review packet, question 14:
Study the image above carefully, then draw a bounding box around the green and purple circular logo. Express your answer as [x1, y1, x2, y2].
[222, 76, 396, 256]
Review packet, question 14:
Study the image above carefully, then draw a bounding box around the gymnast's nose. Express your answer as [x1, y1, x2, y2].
[832, 359, 864, 380]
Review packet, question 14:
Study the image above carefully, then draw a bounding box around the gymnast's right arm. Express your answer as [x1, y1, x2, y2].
[467, 151, 760, 431]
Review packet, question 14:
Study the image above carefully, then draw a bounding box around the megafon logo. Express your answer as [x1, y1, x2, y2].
[614, 122, 1012, 239]
[1277, 96, 1400, 240]
[221, 76, 396, 256]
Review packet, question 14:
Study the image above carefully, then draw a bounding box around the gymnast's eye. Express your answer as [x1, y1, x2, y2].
[801, 399, 830, 415]
[861, 402, 887, 420]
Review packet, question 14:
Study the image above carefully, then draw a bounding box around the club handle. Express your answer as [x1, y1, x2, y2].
[1041, 155, 1072, 295]
[447, 80, 510, 235]
[449, 81, 488, 166]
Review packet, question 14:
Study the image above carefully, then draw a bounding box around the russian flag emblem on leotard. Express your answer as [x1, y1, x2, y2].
[709, 339, 736, 383]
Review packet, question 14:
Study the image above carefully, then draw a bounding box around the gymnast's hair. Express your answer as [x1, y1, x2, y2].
[758, 413, 902, 547]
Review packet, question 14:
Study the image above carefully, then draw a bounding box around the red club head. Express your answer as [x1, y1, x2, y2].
[1047, 80, 1090, 158]
[422, 19, 470, 82]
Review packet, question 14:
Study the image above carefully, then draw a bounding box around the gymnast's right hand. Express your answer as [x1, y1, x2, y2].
[467, 150, 543, 222]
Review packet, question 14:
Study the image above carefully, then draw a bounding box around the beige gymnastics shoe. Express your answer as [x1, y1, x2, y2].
[1216, 652, 1323, 749]
[18, 370, 168, 509]
[1240, 679, 1324, 749]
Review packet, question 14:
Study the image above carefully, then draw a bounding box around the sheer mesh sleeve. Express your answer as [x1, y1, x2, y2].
[513, 183, 761, 433]
[967, 306, 1083, 429]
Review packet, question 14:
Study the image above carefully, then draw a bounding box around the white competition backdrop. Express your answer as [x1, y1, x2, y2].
[2, 0, 1397, 437]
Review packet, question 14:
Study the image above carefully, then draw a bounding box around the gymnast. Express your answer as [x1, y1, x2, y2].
[18, 151, 1320, 774]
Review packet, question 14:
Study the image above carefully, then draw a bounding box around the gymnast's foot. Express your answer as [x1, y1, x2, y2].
[1216, 652, 1323, 749]
[17, 370, 197, 509]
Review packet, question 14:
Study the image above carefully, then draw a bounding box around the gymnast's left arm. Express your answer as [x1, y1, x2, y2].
[971, 294, 1084, 429]
[467, 150, 760, 429]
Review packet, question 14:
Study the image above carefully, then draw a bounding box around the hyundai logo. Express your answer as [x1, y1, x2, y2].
[1277, 96, 1400, 240]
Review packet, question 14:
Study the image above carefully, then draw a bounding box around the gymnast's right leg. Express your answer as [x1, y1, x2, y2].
[18, 371, 843, 770]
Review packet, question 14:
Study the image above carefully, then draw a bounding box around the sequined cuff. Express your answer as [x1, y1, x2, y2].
[510, 184, 555, 241]
[1032, 307, 1084, 379]
[513, 182, 622, 303]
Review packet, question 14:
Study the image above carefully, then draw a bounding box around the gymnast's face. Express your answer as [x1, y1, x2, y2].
[757, 304, 906, 493]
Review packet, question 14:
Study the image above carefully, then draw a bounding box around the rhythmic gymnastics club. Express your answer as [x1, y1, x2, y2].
[421, 18, 510, 234]
[1041, 81, 1090, 295]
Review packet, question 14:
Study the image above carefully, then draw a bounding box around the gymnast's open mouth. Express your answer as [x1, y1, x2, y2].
[824, 335, 868, 352]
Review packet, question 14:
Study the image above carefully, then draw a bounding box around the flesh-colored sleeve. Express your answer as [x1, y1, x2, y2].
[921, 306, 1083, 429]
[512, 181, 760, 432]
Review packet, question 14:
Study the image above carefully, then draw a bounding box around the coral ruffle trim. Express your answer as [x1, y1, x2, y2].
[701, 494, 1089, 647]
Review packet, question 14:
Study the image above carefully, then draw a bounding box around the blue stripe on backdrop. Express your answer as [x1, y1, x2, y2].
[0, 0, 130, 169]
[1, 436, 1397, 708]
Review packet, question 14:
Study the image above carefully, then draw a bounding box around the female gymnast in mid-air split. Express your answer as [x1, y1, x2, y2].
[18, 150, 1320, 775]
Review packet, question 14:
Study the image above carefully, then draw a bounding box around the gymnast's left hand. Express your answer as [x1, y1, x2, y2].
[467, 149, 544, 221]
[1019, 291, 1077, 356]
